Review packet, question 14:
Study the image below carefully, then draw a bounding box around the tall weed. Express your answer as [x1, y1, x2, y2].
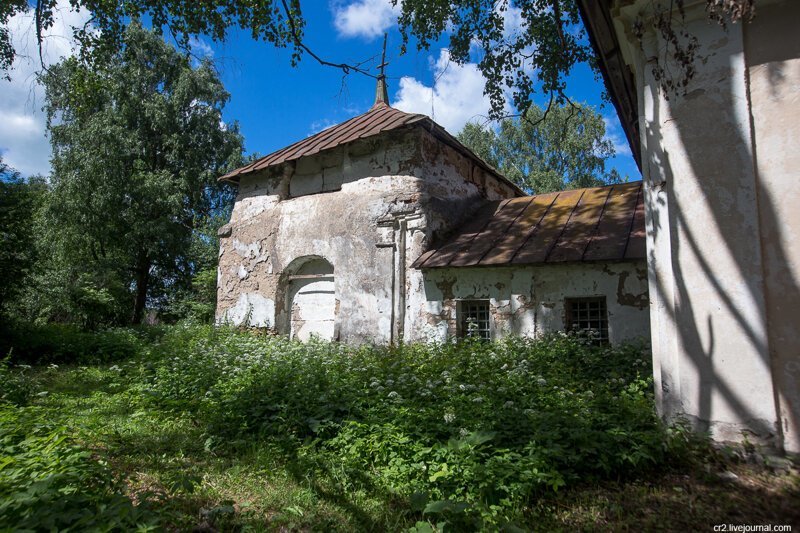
[0, 406, 158, 531]
[144, 327, 688, 528]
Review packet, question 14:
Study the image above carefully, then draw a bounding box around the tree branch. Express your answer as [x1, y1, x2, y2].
[279, 0, 377, 79]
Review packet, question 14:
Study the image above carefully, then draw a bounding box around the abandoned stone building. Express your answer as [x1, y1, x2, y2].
[216, 80, 650, 346]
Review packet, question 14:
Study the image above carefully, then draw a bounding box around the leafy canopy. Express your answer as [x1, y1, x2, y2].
[2, 1, 756, 115]
[0, 0, 302, 79]
[0, 159, 47, 314]
[457, 103, 623, 194]
[39, 22, 242, 325]
[397, 0, 590, 118]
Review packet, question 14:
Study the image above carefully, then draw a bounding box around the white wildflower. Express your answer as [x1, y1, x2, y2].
[444, 412, 456, 424]
[537, 378, 547, 386]
[503, 401, 515, 408]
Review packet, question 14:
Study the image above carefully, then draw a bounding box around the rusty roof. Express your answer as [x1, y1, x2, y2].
[412, 181, 646, 268]
[219, 103, 525, 195]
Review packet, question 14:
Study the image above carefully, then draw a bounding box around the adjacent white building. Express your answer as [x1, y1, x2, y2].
[579, 0, 799, 452]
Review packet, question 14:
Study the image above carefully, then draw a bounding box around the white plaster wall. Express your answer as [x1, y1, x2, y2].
[411, 262, 650, 344]
[613, 0, 798, 450]
[743, 1, 800, 452]
[217, 128, 514, 344]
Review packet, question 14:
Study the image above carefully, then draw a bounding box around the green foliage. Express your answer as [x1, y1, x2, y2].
[458, 103, 624, 193]
[0, 321, 152, 365]
[0, 357, 36, 406]
[0, 159, 47, 314]
[39, 22, 243, 325]
[0, 405, 158, 531]
[1, 1, 301, 80]
[0, 0, 26, 77]
[0, 325, 788, 530]
[397, 0, 591, 116]
[141, 326, 689, 529]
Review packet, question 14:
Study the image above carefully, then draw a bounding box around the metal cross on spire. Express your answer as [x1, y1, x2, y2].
[373, 33, 390, 108]
[378, 33, 388, 78]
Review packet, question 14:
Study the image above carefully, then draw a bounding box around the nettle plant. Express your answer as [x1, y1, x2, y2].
[143, 326, 693, 529]
[0, 406, 158, 530]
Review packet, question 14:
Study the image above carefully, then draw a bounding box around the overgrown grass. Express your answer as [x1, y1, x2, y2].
[1, 324, 798, 531]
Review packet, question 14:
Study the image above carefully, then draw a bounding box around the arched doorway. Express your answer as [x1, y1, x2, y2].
[286, 257, 336, 341]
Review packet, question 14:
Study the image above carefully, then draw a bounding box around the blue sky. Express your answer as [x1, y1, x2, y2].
[1, 0, 639, 180]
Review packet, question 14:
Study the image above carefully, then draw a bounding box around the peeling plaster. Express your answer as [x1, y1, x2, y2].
[221, 292, 275, 328]
[417, 263, 650, 344]
[218, 125, 650, 359]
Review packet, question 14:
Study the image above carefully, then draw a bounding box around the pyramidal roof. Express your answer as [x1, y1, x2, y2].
[220, 102, 428, 182]
[220, 81, 523, 195]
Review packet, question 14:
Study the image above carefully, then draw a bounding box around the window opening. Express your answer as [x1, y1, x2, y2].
[565, 297, 609, 344]
[458, 300, 491, 340]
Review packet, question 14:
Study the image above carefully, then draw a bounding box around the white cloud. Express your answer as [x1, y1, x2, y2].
[499, 3, 524, 40]
[332, 0, 400, 40]
[603, 115, 632, 157]
[188, 36, 214, 59]
[308, 118, 337, 135]
[0, 0, 90, 176]
[393, 49, 499, 135]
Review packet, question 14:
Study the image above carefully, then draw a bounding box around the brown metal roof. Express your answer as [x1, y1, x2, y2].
[220, 103, 425, 181]
[412, 181, 646, 268]
[219, 103, 525, 195]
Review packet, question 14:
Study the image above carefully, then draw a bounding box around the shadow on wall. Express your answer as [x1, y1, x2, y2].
[644, 19, 799, 451]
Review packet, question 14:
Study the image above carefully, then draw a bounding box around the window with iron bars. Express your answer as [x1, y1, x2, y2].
[458, 300, 491, 340]
[565, 297, 609, 344]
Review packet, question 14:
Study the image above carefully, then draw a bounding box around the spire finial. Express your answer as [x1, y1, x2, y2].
[373, 33, 389, 108]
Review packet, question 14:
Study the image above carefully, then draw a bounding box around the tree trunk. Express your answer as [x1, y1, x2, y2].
[132, 252, 150, 324]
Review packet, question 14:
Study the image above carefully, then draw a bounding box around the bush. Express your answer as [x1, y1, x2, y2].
[143, 326, 686, 529]
[0, 405, 158, 531]
[0, 321, 152, 365]
[0, 357, 35, 406]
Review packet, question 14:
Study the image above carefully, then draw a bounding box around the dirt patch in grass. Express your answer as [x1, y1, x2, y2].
[530, 460, 800, 531]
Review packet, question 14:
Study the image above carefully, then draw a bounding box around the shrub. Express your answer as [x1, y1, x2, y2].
[0, 405, 158, 531]
[0, 321, 151, 365]
[0, 357, 35, 406]
[143, 327, 684, 529]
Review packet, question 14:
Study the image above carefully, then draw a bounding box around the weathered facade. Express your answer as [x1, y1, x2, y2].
[217, 104, 521, 344]
[580, 0, 800, 452]
[217, 90, 650, 347]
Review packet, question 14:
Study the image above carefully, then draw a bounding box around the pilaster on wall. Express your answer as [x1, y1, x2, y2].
[741, 0, 800, 453]
[612, 0, 788, 449]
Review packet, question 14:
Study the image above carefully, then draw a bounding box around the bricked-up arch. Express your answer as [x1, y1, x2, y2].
[283, 256, 336, 342]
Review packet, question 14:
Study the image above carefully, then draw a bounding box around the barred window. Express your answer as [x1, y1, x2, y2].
[565, 297, 609, 344]
[458, 300, 491, 340]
